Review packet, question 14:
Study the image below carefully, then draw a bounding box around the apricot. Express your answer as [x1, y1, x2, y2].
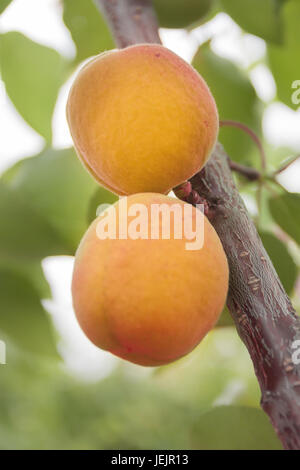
[154, 0, 212, 28]
[72, 193, 228, 366]
[67, 44, 218, 196]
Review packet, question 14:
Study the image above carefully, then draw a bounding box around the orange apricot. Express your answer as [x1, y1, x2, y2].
[72, 193, 228, 366]
[67, 44, 218, 195]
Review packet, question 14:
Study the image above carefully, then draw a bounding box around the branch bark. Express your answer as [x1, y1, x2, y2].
[95, 0, 300, 450]
[96, 0, 161, 48]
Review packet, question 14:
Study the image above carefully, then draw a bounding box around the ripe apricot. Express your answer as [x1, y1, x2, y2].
[67, 44, 218, 196]
[72, 193, 228, 366]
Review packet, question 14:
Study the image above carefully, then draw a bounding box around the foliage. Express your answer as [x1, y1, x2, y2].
[259, 230, 297, 294]
[0, 330, 282, 450]
[220, 0, 284, 44]
[268, 193, 300, 245]
[0, 0, 12, 14]
[153, 0, 213, 29]
[0, 32, 69, 142]
[267, 0, 300, 107]
[63, 0, 114, 63]
[193, 43, 261, 163]
[0, 0, 298, 450]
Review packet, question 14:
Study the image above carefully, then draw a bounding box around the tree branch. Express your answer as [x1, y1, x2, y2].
[191, 147, 300, 450]
[228, 160, 261, 181]
[220, 120, 267, 172]
[96, 0, 161, 48]
[95, 0, 300, 450]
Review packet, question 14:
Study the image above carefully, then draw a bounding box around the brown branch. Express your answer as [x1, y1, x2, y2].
[96, 0, 161, 48]
[191, 147, 300, 450]
[95, 0, 300, 450]
[228, 160, 261, 181]
[274, 154, 300, 175]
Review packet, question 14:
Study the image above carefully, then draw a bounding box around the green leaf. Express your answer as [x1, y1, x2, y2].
[216, 305, 234, 327]
[191, 406, 282, 449]
[259, 230, 298, 294]
[0, 181, 69, 262]
[0, 32, 69, 142]
[281, 0, 300, 48]
[268, 0, 300, 108]
[220, 0, 284, 44]
[0, 259, 51, 299]
[3, 148, 102, 253]
[63, 0, 114, 63]
[153, 0, 213, 29]
[268, 47, 300, 108]
[268, 193, 300, 245]
[0, 269, 58, 358]
[193, 44, 261, 163]
[0, 0, 12, 14]
[155, 328, 261, 409]
[87, 186, 118, 224]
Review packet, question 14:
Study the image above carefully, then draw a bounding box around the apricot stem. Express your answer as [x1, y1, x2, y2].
[173, 181, 192, 199]
[228, 159, 261, 181]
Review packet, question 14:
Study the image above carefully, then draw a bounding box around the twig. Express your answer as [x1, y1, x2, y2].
[274, 154, 300, 175]
[220, 120, 267, 172]
[95, 0, 300, 449]
[228, 160, 261, 181]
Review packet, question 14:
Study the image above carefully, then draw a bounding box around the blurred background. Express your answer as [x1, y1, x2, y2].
[0, 0, 299, 450]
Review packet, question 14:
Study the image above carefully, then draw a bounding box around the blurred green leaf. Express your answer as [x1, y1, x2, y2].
[0, 0, 12, 14]
[0, 259, 51, 299]
[220, 0, 284, 43]
[3, 148, 102, 252]
[0, 327, 270, 449]
[87, 186, 118, 224]
[63, 0, 114, 63]
[0, 360, 195, 450]
[153, 0, 213, 29]
[193, 44, 261, 163]
[0, 32, 69, 142]
[216, 305, 234, 327]
[259, 230, 298, 293]
[268, 192, 300, 244]
[282, 0, 300, 47]
[0, 181, 68, 262]
[268, 51, 299, 109]
[268, 0, 300, 108]
[156, 328, 260, 409]
[191, 406, 282, 449]
[0, 270, 58, 358]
